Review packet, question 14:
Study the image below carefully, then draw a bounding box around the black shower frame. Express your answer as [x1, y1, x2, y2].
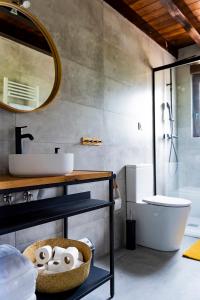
[152, 55, 200, 195]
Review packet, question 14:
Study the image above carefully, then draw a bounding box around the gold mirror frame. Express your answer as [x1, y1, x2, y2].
[0, 0, 62, 113]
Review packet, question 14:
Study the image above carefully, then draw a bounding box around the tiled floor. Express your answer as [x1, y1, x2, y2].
[185, 217, 200, 238]
[84, 237, 200, 300]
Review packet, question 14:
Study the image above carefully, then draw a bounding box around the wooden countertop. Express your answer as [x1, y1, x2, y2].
[0, 171, 113, 190]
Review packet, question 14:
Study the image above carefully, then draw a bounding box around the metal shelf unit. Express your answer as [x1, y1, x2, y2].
[37, 266, 111, 300]
[0, 172, 115, 299]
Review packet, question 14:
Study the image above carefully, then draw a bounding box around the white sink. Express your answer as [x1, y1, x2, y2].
[9, 153, 74, 177]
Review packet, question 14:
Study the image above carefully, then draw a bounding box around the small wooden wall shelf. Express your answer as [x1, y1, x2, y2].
[81, 137, 103, 146]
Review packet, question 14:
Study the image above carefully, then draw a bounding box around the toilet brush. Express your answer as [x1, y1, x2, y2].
[126, 209, 136, 250]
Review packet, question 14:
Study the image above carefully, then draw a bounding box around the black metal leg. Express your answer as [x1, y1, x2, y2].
[63, 217, 68, 238]
[63, 185, 68, 238]
[109, 178, 115, 298]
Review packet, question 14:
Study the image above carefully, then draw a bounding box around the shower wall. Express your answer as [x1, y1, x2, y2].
[155, 68, 178, 196]
[177, 46, 200, 189]
[176, 64, 200, 188]
[155, 44, 200, 219]
[176, 46, 200, 217]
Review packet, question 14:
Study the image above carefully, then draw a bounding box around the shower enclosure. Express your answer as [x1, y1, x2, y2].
[153, 55, 200, 238]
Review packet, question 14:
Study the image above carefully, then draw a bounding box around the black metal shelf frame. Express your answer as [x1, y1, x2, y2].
[0, 174, 115, 299]
[36, 266, 112, 300]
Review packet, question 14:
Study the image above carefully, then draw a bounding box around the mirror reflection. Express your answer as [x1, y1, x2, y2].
[0, 5, 55, 111]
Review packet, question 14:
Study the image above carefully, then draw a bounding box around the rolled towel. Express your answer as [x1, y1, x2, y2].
[65, 247, 79, 260]
[47, 260, 62, 272]
[58, 260, 83, 272]
[59, 247, 79, 271]
[73, 260, 84, 269]
[78, 251, 83, 262]
[35, 246, 53, 265]
[52, 246, 66, 260]
[53, 246, 81, 260]
[34, 263, 46, 274]
[43, 259, 83, 274]
[42, 270, 56, 275]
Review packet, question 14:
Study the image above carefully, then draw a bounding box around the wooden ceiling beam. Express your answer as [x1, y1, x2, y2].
[161, 0, 200, 46]
[123, 0, 139, 5]
[173, 0, 200, 29]
[104, 0, 178, 57]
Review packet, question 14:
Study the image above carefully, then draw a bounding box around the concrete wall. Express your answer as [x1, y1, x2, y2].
[0, 0, 174, 256]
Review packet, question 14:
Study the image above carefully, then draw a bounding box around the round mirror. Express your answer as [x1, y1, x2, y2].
[0, 1, 61, 112]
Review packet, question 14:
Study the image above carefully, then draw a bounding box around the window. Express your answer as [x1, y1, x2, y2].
[192, 73, 200, 137]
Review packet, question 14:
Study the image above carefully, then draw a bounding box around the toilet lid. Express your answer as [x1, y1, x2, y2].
[143, 195, 192, 207]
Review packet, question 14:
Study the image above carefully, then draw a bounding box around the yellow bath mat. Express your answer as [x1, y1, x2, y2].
[183, 240, 200, 261]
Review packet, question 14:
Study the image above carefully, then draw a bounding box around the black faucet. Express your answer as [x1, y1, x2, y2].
[15, 126, 34, 154]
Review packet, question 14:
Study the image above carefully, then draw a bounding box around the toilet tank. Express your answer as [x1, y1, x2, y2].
[126, 164, 154, 203]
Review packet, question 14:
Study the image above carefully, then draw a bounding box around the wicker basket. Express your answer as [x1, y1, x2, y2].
[23, 238, 92, 294]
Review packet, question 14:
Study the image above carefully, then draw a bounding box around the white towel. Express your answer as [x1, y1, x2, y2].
[0, 245, 37, 300]
[26, 294, 36, 300]
[0, 245, 34, 283]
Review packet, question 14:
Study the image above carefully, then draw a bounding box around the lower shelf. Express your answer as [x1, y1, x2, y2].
[36, 266, 112, 300]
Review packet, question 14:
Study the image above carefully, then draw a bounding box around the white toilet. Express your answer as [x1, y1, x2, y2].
[126, 164, 191, 251]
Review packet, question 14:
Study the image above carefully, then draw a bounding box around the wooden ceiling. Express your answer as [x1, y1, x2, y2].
[104, 0, 200, 57]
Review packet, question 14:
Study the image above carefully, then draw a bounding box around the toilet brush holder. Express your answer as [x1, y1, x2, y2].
[126, 219, 136, 250]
